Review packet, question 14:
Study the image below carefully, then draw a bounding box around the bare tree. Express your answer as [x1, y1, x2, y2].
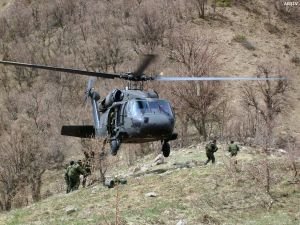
[168, 34, 224, 141]
[132, 8, 172, 54]
[274, 0, 300, 20]
[0, 139, 21, 210]
[286, 140, 299, 178]
[80, 138, 110, 184]
[241, 64, 289, 151]
[0, 131, 35, 210]
[190, 0, 208, 19]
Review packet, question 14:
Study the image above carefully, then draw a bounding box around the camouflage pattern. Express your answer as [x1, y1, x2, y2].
[204, 140, 218, 165]
[67, 161, 87, 192]
[65, 161, 74, 193]
[228, 143, 240, 156]
[205, 141, 218, 153]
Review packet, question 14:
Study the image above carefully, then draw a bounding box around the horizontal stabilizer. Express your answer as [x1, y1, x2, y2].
[61, 125, 95, 138]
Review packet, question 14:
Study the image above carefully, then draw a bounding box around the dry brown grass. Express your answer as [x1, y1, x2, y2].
[0, 0, 299, 219]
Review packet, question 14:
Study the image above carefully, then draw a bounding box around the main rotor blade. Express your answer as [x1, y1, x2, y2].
[154, 76, 286, 81]
[133, 54, 157, 76]
[0, 60, 120, 79]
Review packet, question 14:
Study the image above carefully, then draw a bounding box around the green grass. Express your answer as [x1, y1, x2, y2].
[5, 210, 27, 225]
[0, 145, 299, 225]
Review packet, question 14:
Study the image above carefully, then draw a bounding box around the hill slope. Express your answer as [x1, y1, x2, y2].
[0, 145, 299, 225]
[0, 1, 299, 224]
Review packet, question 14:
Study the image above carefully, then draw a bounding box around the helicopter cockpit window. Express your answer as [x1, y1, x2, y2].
[149, 100, 173, 116]
[127, 100, 173, 116]
[127, 100, 150, 116]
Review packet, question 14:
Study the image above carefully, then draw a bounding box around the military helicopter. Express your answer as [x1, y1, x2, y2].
[0, 55, 284, 157]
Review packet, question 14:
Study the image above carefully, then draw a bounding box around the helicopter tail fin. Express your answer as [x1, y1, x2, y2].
[61, 125, 95, 138]
[84, 77, 101, 135]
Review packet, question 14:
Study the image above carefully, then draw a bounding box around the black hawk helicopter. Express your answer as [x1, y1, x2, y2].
[0, 55, 284, 157]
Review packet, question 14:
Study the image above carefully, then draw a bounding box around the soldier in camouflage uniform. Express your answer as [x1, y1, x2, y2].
[204, 140, 218, 165]
[67, 160, 87, 192]
[228, 140, 240, 157]
[65, 160, 74, 193]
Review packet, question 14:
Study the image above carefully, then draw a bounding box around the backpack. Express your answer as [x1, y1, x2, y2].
[205, 143, 212, 152]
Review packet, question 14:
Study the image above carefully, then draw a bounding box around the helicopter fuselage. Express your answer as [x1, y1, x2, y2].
[97, 89, 177, 143]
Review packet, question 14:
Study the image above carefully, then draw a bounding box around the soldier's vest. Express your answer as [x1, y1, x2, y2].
[68, 164, 80, 178]
[66, 166, 72, 176]
[229, 144, 239, 154]
[83, 163, 91, 175]
[206, 143, 216, 153]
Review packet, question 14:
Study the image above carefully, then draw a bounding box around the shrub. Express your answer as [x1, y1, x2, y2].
[216, 0, 232, 7]
[291, 54, 300, 65]
[264, 22, 281, 34]
[233, 34, 256, 51]
[232, 34, 246, 42]
[274, 0, 300, 20]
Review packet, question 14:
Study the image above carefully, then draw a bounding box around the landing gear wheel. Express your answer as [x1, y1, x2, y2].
[110, 139, 120, 156]
[162, 142, 170, 157]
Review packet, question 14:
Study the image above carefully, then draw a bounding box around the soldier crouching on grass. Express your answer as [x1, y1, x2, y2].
[204, 139, 218, 165]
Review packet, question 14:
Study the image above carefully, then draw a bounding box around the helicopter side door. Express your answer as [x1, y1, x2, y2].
[108, 103, 124, 137]
[120, 102, 127, 126]
[108, 107, 116, 136]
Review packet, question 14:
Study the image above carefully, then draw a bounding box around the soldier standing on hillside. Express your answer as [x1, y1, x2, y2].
[228, 140, 240, 157]
[68, 160, 87, 192]
[228, 140, 240, 165]
[204, 139, 218, 165]
[65, 160, 74, 193]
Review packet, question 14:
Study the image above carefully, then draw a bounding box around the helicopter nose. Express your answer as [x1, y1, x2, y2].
[142, 114, 174, 136]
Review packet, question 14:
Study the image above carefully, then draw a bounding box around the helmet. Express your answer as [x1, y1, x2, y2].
[70, 160, 75, 165]
[77, 160, 82, 165]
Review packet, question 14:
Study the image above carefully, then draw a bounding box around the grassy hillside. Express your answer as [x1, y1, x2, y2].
[0, 0, 299, 224]
[0, 145, 299, 225]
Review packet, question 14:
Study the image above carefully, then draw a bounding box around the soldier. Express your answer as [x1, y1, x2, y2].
[228, 140, 240, 166]
[82, 161, 92, 188]
[65, 160, 74, 193]
[67, 160, 87, 192]
[152, 153, 164, 166]
[228, 140, 240, 157]
[204, 139, 218, 165]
